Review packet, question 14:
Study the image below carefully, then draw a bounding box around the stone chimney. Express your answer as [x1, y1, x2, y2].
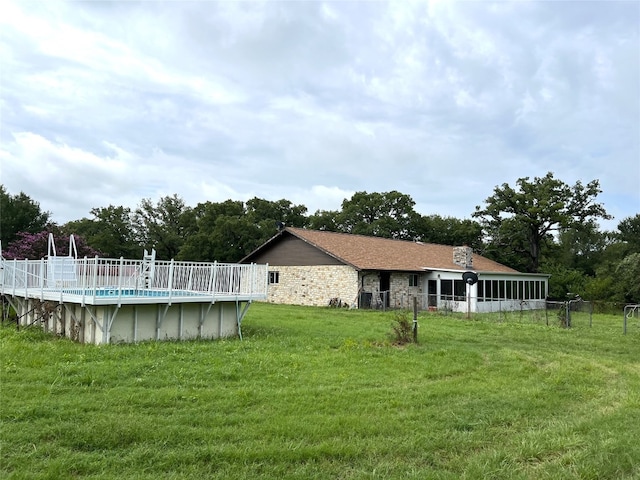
[453, 246, 473, 269]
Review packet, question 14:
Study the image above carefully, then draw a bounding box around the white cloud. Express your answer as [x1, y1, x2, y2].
[0, 0, 637, 232]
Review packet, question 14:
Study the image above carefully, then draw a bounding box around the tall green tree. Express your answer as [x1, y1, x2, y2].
[310, 191, 419, 240]
[615, 253, 640, 303]
[178, 198, 308, 262]
[245, 197, 308, 248]
[307, 209, 340, 232]
[0, 185, 51, 247]
[64, 206, 140, 258]
[132, 195, 193, 260]
[473, 172, 611, 272]
[551, 220, 611, 276]
[245, 198, 307, 229]
[413, 215, 483, 249]
[177, 200, 247, 262]
[617, 214, 640, 255]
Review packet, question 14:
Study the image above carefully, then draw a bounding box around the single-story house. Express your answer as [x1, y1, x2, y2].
[241, 227, 550, 313]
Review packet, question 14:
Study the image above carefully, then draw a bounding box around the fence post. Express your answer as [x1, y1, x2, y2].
[413, 296, 418, 343]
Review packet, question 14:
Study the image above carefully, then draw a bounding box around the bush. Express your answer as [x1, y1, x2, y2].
[390, 310, 416, 345]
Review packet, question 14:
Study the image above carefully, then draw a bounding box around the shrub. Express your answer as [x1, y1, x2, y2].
[390, 310, 416, 345]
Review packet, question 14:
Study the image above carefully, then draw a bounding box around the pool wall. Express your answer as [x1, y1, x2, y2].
[13, 297, 244, 344]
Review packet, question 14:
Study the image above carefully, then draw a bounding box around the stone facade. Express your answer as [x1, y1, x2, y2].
[388, 272, 423, 309]
[355, 271, 423, 309]
[267, 265, 359, 307]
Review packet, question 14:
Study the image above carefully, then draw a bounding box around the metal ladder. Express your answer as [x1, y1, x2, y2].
[140, 249, 156, 289]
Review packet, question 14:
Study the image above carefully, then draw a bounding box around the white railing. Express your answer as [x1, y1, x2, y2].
[0, 256, 268, 300]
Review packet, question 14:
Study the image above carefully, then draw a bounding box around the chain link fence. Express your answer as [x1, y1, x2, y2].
[359, 291, 600, 328]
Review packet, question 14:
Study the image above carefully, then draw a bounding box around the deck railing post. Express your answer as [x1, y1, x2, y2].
[92, 256, 98, 303]
[81, 256, 87, 306]
[210, 262, 217, 297]
[250, 263, 255, 298]
[167, 259, 175, 305]
[40, 258, 45, 299]
[117, 257, 124, 306]
[11, 259, 16, 297]
[23, 259, 28, 297]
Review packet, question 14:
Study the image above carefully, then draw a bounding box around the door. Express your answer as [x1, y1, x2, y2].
[379, 272, 390, 307]
[428, 280, 437, 308]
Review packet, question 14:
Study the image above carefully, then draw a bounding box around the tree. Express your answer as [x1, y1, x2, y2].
[245, 197, 308, 248]
[0, 185, 51, 247]
[177, 200, 248, 262]
[309, 191, 419, 240]
[551, 220, 611, 276]
[245, 197, 307, 229]
[617, 214, 640, 255]
[543, 263, 588, 300]
[132, 195, 193, 260]
[64, 206, 140, 258]
[413, 215, 483, 249]
[615, 253, 640, 303]
[178, 198, 308, 262]
[473, 172, 611, 272]
[307, 209, 340, 232]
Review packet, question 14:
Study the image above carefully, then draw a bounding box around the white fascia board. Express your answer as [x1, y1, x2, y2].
[421, 267, 551, 279]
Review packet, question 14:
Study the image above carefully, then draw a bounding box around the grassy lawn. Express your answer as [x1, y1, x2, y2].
[1, 303, 639, 479]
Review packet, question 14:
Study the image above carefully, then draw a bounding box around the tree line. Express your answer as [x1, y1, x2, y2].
[1, 172, 638, 303]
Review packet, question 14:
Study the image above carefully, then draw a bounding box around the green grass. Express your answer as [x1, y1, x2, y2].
[1, 303, 639, 479]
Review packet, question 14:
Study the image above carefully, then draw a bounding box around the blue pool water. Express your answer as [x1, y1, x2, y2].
[61, 288, 206, 298]
[95, 288, 170, 297]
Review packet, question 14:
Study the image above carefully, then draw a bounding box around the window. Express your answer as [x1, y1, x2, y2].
[269, 271, 280, 284]
[454, 280, 466, 301]
[409, 274, 419, 287]
[441, 279, 453, 300]
[477, 281, 484, 302]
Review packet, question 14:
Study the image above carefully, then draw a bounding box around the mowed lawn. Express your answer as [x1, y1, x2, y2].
[1, 303, 639, 479]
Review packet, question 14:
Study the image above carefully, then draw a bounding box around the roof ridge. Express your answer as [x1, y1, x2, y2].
[286, 226, 454, 248]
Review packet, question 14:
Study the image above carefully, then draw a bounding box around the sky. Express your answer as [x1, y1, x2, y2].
[1, 0, 639, 232]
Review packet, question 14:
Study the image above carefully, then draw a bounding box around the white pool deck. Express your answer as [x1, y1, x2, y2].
[1, 255, 268, 305]
[0, 253, 269, 344]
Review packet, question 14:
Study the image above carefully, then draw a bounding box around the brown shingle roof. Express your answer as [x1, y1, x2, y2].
[285, 227, 519, 273]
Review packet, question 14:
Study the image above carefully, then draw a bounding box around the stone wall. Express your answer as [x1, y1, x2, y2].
[266, 267, 427, 309]
[267, 265, 359, 307]
[359, 272, 423, 309]
[389, 272, 423, 309]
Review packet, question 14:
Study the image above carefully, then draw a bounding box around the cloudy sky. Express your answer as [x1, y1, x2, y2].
[1, 0, 638, 231]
